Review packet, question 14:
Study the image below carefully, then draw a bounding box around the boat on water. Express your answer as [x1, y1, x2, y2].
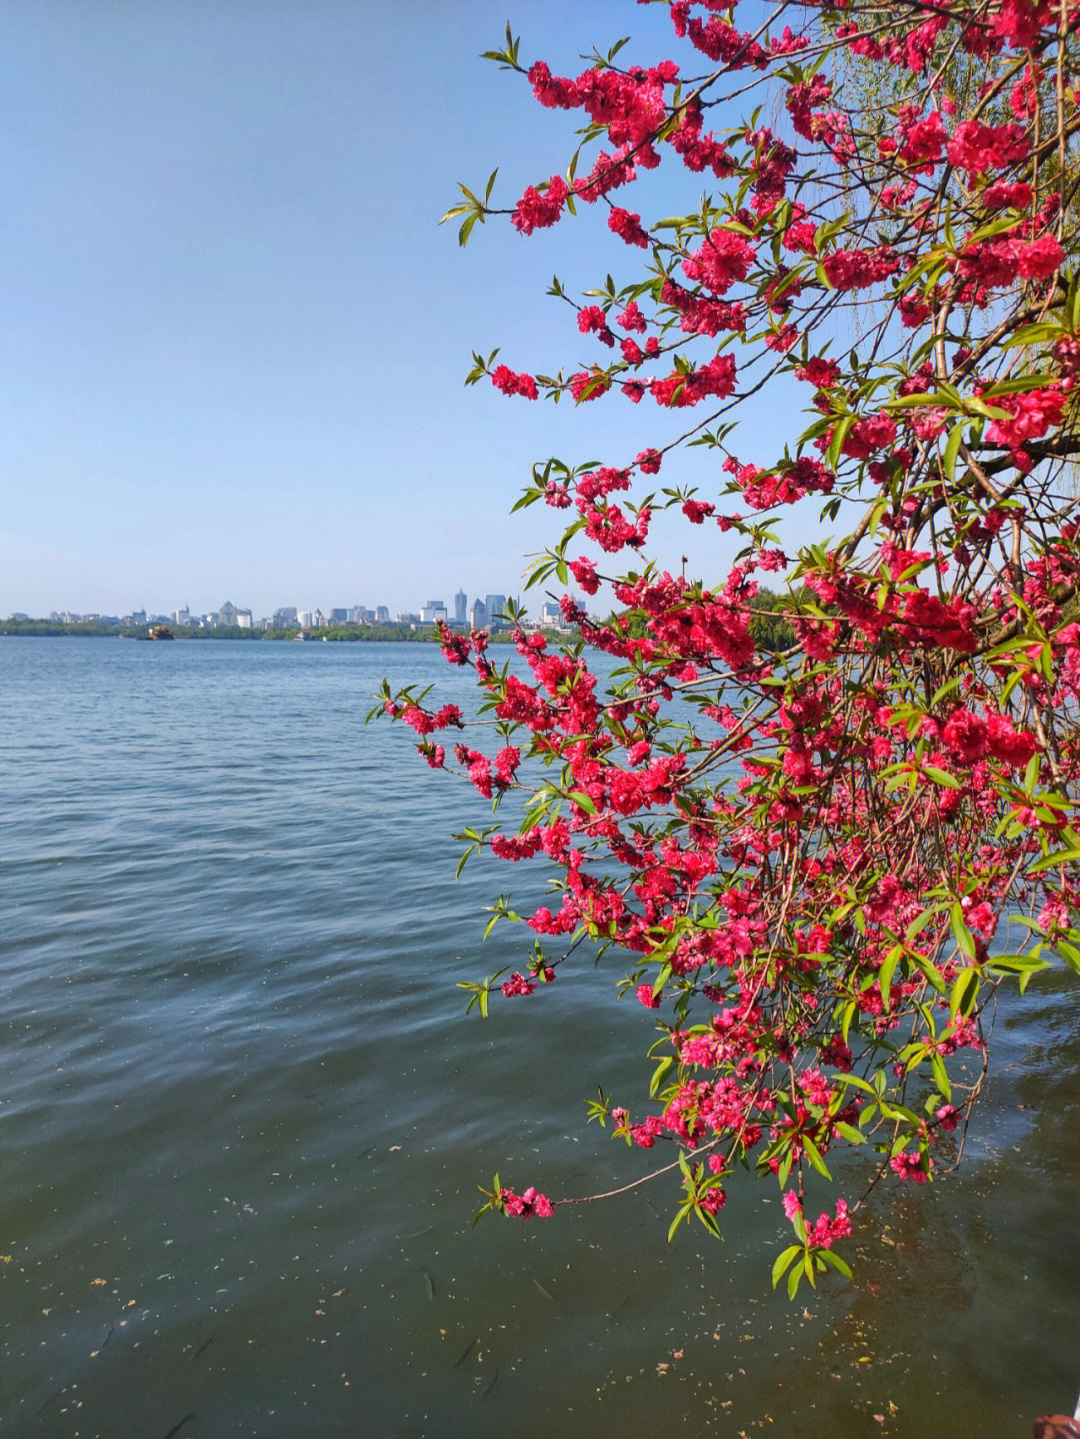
[147, 625, 174, 641]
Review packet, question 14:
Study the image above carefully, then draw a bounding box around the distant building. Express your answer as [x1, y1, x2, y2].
[273, 607, 298, 628]
[236, 610, 252, 629]
[376, 606, 390, 623]
[330, 608, 349, 624]
[454, 590, 468, 625]
[421, 600, 447, 625]
[131, 610, 147, 626]
[297, 610, 314, 629]
[470, 597, 488, 630]
[485, 594, 507, 629]
[397, 611, 420, 625]
[351, 606, 369, 625]
[219, 601, 238, 626]
[173, 605, 190, 625]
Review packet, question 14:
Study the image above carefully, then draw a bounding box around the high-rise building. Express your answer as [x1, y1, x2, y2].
[454, 590, 468, 625]
[273, 606, 298, 628]
[330, 608, 349, 624]
[219, 601, 238, 626]
[421, 600, 447, 624]
[376, 606, 390, 623]
[470, 597, 488, 630]
[485, 594, 508, 629]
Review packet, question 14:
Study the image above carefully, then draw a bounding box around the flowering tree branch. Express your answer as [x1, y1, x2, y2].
[379, 0, 1080, 1295]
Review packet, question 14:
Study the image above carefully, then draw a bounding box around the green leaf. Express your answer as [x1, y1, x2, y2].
[950, 904, 977, 960]
[924, 765, 960, 789]
[949, 967, 980, 1019]
[834, 1122, 866, 1146]
[818, 1248, 853, 1280]
[803, 1137, 832, 1180]
[942, 422, 964, 483]
[987, 953, 1052, 992]
[787, 1262, 803, 1300]
[568, 789, 597, 815]
[667, 1202, 693, 1244]
[826, 415, 854, 470]
[1024, 753, 1041, 794]
[910, 949, 947, 994]
[778, 1147, 794, 1187]
[650, 1056, 675, 1097]
[930, 1050, 952, 1101]
[906, 906, 943, 941]
[840, 998, 857, 1046]
[878, 944, 903, 1010]
[1027, 846, 1080, 874]
[772, 1245, 801, 1289]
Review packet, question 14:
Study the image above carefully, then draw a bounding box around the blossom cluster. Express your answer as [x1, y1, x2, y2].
[396, 0, 1080, 1288]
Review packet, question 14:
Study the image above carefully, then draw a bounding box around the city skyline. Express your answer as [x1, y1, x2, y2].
[13, 587, 556, 626]
[12, 585, 583, 632]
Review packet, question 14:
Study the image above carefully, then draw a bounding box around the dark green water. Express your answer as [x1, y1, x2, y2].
[2, 638, 1076, 1437]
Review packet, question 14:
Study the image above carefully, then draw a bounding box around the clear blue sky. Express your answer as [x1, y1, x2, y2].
[2, 0, 793, 619]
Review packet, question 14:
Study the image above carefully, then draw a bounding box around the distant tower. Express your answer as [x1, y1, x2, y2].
[454, 589, 468, 626]
[470, 597, 488, 631]
[485, 593, 507, 629]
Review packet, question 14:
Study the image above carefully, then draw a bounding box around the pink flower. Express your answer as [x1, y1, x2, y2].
[501, 1184, 553, 1218]
[890, 1150, 932, 1183]
[616, 300, 647, 333]
[946, 120, 1030, 178]
[501, 971, 536, 998]
[512, 175, 569, 235]
[682, 228, 756, 294]
[491, 365, 539, 400]
[608, 207, 650, 248]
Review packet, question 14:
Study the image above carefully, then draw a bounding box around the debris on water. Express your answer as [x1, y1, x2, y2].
[422, 1270, 435, 1301]
[532, 1277, 555, 1302]
[160, 1412, 197, 1439]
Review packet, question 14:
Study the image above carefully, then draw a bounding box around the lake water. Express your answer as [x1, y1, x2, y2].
[2, 637, 1077, 1438]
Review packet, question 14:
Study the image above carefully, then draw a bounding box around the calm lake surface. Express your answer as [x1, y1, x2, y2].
[2, 637, 1077, 1438]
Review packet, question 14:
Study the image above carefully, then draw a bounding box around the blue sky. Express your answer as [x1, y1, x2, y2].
[3, 1, 797, 619]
